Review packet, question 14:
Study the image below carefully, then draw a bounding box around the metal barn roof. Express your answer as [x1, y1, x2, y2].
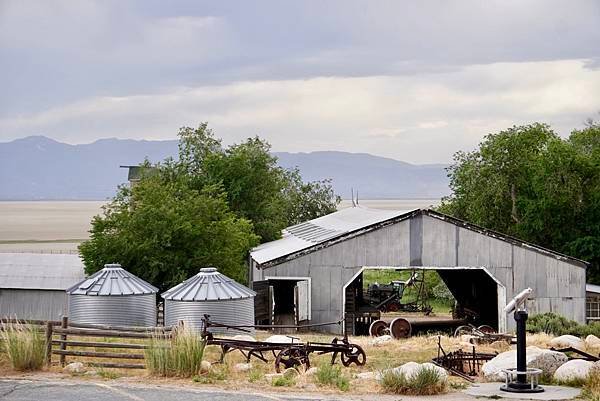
[162, 267, 256, 301]
[67, 264, 158, 296]
[251, 206, 415, 265]
[0, 253, 85, 291]
[587, 284, 600, 294]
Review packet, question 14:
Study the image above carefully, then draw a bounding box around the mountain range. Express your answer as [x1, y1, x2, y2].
[0, 136, 449, 200]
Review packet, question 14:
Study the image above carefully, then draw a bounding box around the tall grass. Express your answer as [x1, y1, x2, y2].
[380, 366, 447, 395]
[145, 324, 205, 377]
[0, 321, 46, 371]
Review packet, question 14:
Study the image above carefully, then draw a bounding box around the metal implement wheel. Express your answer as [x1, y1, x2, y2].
[454, 325, 474, 337]
[390, 317, 412, 339]
[386, 302, 400, 312]
[477, 325, 495, 334]
[340, 344, 366, 367]
[274, 347, 310, 373]
[369, 320, 389, 337]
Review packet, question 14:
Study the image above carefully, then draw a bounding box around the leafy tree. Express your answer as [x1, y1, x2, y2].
[79, 175, 258, 291]
[283, 168, 341, 226]
[80, 123, 340, 290]
[173, 124, 340, 241]
[439, 123, 600, 282]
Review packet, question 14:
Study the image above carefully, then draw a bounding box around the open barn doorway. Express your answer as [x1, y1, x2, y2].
[343, 267, 506, 336]
[254, 277, 311, 329]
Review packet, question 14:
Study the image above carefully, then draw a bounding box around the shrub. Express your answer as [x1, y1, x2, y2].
[0, 321, 46, 371]
[526, 312, 600, 337]
[380, 366, 447, 395]
[145, 325, 205, 377]
[272, 374, 295, 387]
[315, 362, 349, 391]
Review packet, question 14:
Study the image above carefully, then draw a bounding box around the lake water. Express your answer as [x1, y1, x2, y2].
[0, 198, 440, 252]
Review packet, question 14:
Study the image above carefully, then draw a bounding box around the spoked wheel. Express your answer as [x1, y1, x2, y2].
[369, 320, 389, 337]
[454, 325, 475, 337]
[341, 344, 366, 367]
[477, 325, 495, 334]
[390, 317, 412, 339]
[274, 347, 310, 373]
[386, 302, 400, 312]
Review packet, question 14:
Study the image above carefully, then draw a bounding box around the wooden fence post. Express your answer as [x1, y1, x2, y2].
[60, 316, 68, 367]
[45, 322, 53, 367]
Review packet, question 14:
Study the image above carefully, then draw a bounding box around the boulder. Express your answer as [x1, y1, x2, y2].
[198, 360, 211, 374]
[482, 346, 568, 382]
[554, 359, 594, 382]
[586, 335, 600, 349]
[304, 367, 318, 376]
[378, 361, 447, 382]
[356, 371, 377, 380]
[371, 335, 393, 346]
[232, 334, 257, 342]
[283, 368, 299, 378]
[549, 335, 585, 350]
[63, 362, 86, 374]
[233, 362, 252, 372]
[265, 335, 300, 344]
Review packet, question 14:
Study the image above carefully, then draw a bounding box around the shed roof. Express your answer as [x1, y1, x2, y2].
[67, 264, 158, 296]
[162, 267, 256, 301]
[251, 208, 588, 269]
[251, 206, 414, 266]
[587, 284, 600, 294]
[0, 253, 85, 291]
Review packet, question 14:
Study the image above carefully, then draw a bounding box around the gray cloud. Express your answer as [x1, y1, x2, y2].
[1, 0, 599, 162]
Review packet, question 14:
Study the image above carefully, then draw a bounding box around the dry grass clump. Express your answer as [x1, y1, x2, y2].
[380, 366, 447, 395]
[581, 366, 600, 401]
[145, 325, 205, 377]
[0, 321, 46, 371]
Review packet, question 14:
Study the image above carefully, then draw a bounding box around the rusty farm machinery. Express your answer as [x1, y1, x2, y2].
[200, 316, 366, 373]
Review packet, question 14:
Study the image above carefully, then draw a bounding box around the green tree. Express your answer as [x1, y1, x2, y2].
[439, 122, 600, 282]
[174, 124, 340, 241]
[79, 175, 258, 290]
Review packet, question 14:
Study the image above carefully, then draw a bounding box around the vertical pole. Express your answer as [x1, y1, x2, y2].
[45, 322, 53, 367]
[60, 316, 68, 367]
[515, 310, 527, 384]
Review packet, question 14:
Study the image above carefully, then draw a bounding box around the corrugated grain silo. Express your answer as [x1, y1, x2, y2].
[162, 267, 256, 334]
[67, 263, 158, 326]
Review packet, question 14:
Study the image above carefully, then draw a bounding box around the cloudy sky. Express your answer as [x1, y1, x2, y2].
[1, 1, 599, 163]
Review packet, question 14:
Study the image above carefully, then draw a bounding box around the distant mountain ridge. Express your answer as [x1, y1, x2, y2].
[0, 136, 449, 200]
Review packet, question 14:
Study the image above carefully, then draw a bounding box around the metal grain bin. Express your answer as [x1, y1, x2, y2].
[162, 267, 256, 334]
[67, 264, 158, 327]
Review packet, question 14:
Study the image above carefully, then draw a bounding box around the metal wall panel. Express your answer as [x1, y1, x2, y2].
[421, 215, 457, 266]
[69, 294, 157, 326]
[164, 298, 255, 335]
[0, 289, 67, 321]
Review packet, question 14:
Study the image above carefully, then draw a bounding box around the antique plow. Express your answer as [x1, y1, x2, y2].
[200, 316, 366, 373]
[432, 336, 497, 382]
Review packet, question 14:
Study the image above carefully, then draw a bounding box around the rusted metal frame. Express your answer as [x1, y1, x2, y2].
[551, 347, 599, 361]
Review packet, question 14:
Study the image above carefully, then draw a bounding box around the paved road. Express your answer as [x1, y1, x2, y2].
[0, 378, 579, 401]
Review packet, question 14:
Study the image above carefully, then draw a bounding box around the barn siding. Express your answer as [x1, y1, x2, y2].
[0, 289, 67, 321]
[256, 211, 586, 333]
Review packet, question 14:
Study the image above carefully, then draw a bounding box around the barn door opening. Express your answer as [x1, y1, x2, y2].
[256, 277, 311, 328]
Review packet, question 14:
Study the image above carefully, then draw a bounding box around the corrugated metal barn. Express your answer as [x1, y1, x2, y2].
[0, 253, 85, 321]
[250, 207, 587, 334]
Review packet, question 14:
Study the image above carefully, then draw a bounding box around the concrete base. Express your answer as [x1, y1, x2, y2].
[464, 383, 580, 400]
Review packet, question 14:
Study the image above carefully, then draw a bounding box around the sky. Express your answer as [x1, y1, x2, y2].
[1, 0, 600, 164]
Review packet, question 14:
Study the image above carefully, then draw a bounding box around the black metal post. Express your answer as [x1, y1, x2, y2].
[515, 310, 527, 384]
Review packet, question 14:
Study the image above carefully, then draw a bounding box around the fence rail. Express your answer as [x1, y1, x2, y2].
[44, 317, 175, 369]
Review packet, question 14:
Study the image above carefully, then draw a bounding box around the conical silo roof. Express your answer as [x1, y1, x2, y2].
[162, 267, 256, 301]
[67, 264, 158, 296]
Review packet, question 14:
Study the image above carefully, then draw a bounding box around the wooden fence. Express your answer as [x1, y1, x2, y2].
[43, 317, 173, 369]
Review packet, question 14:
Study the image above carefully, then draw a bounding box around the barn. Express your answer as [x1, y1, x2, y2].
[0, 253, 85, 321]
[249, 207, 587, 335]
